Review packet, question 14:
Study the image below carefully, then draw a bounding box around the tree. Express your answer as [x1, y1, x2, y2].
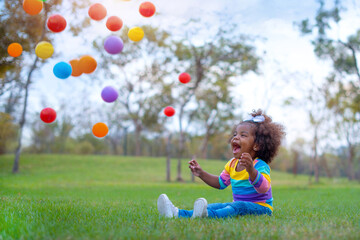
[171, 23, 259, 181]
[298, 0, 360, 180]
[94, 25, 174, 156]
[0, 0, 90, 173]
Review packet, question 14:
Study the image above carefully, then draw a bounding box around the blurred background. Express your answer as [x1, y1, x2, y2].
[1, 0, 360, 182]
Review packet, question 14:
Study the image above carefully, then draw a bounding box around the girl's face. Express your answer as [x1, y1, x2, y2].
[231, 123, 257, 159]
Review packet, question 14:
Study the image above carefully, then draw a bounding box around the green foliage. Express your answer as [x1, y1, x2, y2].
[0, 154, 359, 239]
[0, 112, 17, 154]
[75, 141, 95, 155]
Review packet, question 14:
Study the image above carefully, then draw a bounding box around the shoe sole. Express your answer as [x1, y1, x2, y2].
[157, 194, 169, 216]
[192, 198, 207, 218]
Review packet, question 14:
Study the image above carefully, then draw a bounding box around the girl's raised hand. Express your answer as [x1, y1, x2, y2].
[239, 153, 255, 174]
[188, 159, 203, 177]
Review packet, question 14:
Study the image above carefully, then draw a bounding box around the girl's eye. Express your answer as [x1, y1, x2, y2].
[233, 132, 237, 136]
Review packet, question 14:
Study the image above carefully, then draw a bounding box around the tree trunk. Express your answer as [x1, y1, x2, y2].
[135, 123, 142, 156]
[123, 127, 128, 156]
[201, 134, 209, 160]
[176, 131, 185, 182]
[13, 58, 39, 173]
[166, 134, 172, 182]
[13, 6, 48, 173]
[347, 145, 355, 180]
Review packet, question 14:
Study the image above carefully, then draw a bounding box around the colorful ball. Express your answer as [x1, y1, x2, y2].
[101, 86, 118, 103]
[179, 72, 191, 84]
[164, 106, 175, 117]
[92, 122, 109, 138]
[47, 14, 67, 33]
[69, 59, 82, 77]
[78, 55, 97, 74]
[106, 16, 123, 32]
[128, 27, 144, 42]
[23, 0, 43, 15]
[53, 61, 72, 79]
[104, 36, 124, 54]
[139, 2, 156, 17]
[88, 3, 107, 21]
[40, 108, 56, 123]
[7, 43, 23, 57]
[35, 41, 54, 59]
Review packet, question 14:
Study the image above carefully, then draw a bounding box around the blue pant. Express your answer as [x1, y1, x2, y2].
[178, 201, 272, 219]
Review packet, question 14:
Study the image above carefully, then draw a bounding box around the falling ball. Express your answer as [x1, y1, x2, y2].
[53, 61, 72, 79]
[88, 3, 107, 21]
[179, 72, 191, 84]
[101, 86, 118, 103]
[47, 14, 67, 33]
[104, 36, 124, 54]
[23, 0, 43, 15]
[106, 16, 123, 32]
[164, 106, 175, 117]
[7, 43, 23, 57]
[40, 108, 56, 123]
[78, 55, 97, 74]
[69, 59, 82, 77]
[35, 41, 54, 59]
[128, 27, 144, 42]
[92, 122, 109, 138]
[139, 2, 156, 17]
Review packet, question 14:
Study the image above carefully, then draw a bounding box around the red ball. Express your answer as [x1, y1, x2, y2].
[106, 16, 123, 31]
[40, 108, 56, 123]
[139, 1, 156, 17]
[47, 14, 67, 33]
[164, 106, 175, 117]
[179, 72, 191, 84]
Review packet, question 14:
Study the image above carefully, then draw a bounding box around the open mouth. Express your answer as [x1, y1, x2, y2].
[232, 142, 241, 154]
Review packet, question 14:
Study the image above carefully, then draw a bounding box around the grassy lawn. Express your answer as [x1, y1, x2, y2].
[0, 154, 359, 239]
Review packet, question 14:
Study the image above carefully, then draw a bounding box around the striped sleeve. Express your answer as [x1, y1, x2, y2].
[219, 160, 232, 190]
[249, 161, 271, 194]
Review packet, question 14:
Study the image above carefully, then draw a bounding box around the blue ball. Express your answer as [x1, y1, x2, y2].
[53, 61, 72, 79]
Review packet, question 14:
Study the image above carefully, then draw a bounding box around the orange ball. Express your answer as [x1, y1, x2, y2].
[7, 43, 23, 57]
[69, 59, 82, 77]
[92, 122, 109, 138]
[78, 55, 97, 74]
[106, 16, 123, 32]
[23, 0, 43, 15]
[88, 3, 107, 21]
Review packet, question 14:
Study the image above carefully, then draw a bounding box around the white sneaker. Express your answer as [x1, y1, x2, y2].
[191, 198, 208, 218]
[157, 194, 179, 218]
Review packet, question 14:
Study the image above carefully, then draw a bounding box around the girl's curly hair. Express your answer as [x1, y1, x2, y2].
[230, 109, 286, 164]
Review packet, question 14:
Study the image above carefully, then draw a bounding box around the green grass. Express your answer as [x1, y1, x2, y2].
[0, 154, 359, 239]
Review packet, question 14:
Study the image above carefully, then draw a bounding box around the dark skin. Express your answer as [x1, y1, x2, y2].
[189, 123, 259, 189]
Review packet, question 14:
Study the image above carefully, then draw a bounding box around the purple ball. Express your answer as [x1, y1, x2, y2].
[101, 86, 118, 103]
[104, 36, 124, 54]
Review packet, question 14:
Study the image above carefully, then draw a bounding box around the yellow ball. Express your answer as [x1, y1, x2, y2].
[128, 27, 144, 42]
[35, 41, 54, 59]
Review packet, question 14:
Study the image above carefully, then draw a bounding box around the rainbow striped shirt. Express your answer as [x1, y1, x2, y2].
[219, 158, 273, 211]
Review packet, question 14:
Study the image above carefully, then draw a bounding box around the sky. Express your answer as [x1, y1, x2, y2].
[18, 0, 360, 146]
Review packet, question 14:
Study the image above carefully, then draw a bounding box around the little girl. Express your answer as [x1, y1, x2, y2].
[157, 109, 285, 218]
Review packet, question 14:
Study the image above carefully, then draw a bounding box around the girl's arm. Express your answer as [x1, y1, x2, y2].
[188, 159, 220, 189]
